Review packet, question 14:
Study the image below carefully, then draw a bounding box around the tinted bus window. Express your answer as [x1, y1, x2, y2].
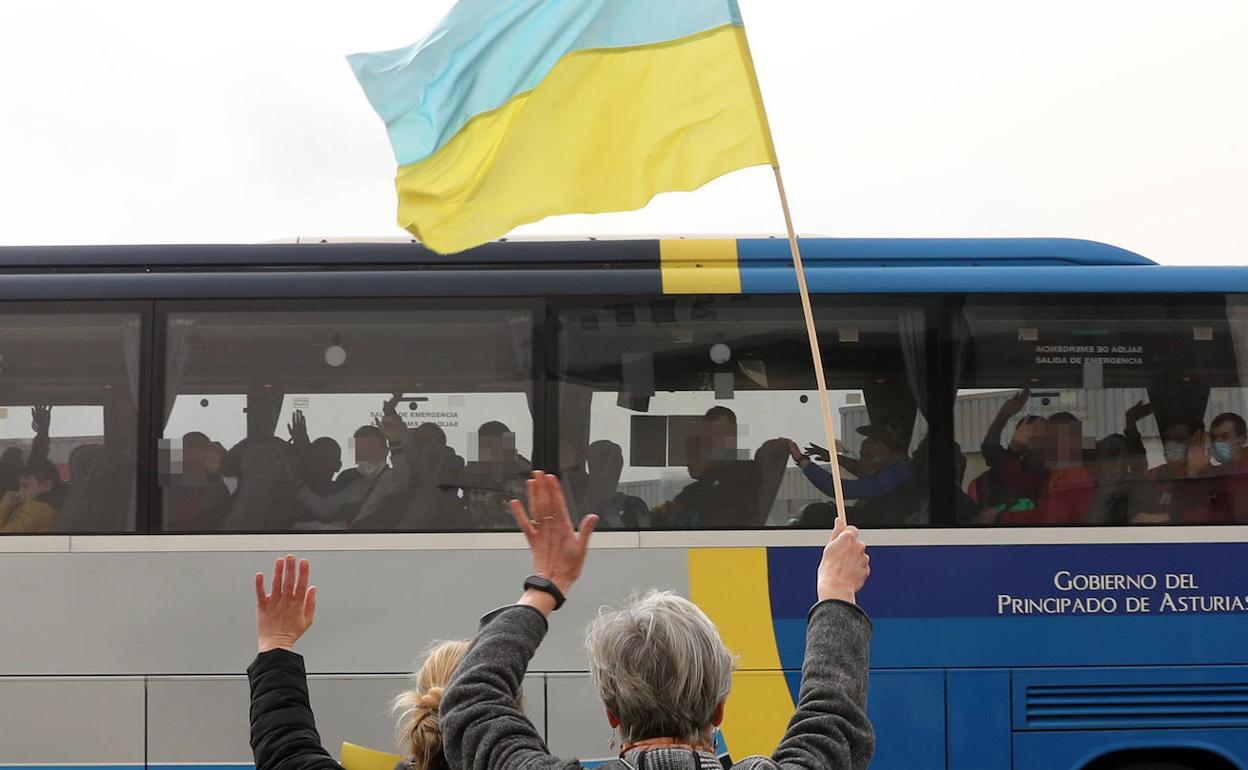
[558, 297, 931, 529]
[159, 304, 533, 532]
[959, 297, 1248, 526]
[0, 311, 141, 533]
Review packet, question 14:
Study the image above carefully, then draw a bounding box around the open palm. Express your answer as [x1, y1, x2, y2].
[510, 472, 598, 595]
[255, 554, 317, 653]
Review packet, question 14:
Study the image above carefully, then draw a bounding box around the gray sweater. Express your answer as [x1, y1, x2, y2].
[442, 599, 874, 770]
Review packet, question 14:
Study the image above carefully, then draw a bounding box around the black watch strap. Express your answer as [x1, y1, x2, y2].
[523, 575, 566, 610]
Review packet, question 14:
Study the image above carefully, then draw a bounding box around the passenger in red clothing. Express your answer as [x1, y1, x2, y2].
[972, 389, 1049, 520]
[999, 411, 1096, 525]
[1193, 412, 1248, 524]
[1125, 406, 1214, 524]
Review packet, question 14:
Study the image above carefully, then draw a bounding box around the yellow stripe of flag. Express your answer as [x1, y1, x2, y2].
[391, 24, 776, 254]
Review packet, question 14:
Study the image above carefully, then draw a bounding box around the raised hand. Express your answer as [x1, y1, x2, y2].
[1001, 388, 1031, 418]
[510, 471, 598, 599]
[287, 410, 309, 447]
[1125, 401, 1153, 427]
[816, 518, 870, 605]
[804, 442, 830, 462]
[31, 405, 51, 436]
[378, 413, 405, 444]
[255, 554, 317, 653]
[382, 392, 404, 417]
[1187, 429, 1211, 477]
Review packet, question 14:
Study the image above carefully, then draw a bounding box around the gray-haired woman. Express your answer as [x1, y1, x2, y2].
[442, 472, 874, 770]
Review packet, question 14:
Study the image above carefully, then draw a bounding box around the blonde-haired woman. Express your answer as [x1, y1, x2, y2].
[248, 554, 468, 770]
[393, 640, 471, 770]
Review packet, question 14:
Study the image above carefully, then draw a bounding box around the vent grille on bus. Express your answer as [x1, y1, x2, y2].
[1024, 683, 1248, 730]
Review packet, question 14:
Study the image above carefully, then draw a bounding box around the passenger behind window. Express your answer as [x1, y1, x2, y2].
[1195, 412, 1248, 523]
[973, 390, 1050, 523]
[0, 461, 65, 533]
[1085, 434, 1133, 525]
[293, 396, 416, 530]
[0, 447, 25, 494]
[220, 393, 301, 531]
[786, 417, 920, 527]
[912, 438, 980, 526]
[1014, 411, 1097, 525]
[1124, 405, 1210, 524]
[652, 407, 779, 528]
[399, 422, 467, 530]
[558, 439, 639, 528]
[165, 431, 231, 531]
[287, 410, 349, 498]
[457, 421, 531, 529]
[59, 443, 131, 532]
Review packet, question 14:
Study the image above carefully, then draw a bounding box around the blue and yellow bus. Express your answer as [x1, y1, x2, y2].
[2, 237, 1247, 770]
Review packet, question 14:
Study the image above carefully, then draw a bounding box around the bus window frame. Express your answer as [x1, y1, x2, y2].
[952, 292, 1238, 528]
[552, 292, 949, 530]
[0, 299, 154, 535]
[150, 296, 546, 534]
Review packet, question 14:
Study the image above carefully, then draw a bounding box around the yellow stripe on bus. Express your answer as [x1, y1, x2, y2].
[660, 239, 742, 294]
[689, 548, 794, 759]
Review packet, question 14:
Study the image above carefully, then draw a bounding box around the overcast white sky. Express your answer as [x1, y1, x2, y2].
[1, 1, 1245, 264]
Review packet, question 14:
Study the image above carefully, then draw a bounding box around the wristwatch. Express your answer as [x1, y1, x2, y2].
[523, 575, 567, 610]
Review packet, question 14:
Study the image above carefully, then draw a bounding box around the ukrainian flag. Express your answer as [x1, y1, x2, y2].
[349, 0, 778, 255]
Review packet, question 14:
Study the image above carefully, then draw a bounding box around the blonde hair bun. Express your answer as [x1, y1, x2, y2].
[416, 686, 444, 713]
[393, 641, 470, 770]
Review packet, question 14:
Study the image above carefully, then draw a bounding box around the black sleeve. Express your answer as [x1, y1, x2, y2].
[441, 606, 582, 770]
[769, 600, 875, 770]
[248, 649, 345, 770]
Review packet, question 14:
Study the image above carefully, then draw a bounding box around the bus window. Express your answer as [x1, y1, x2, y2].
[959, 298, 1248, 526]
[0, 311, 140, 533]
[557, 298, 932, 529]
[158, 304, 534, 532]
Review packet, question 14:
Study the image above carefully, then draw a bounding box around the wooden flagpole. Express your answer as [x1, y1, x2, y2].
[772, 166, 849, 526]
[732, 13, 850, 526]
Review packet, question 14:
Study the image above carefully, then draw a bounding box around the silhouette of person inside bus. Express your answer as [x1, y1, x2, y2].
[294, 396, 416, 529]
[655, 407, 767, 528]
[0, 447, 24, 495]
[1, 406, 54, 496]
[286, 410, 347, 497]
[458, 421, 531, 528]
[558, 438, 630, 526]
[1085, 433, 1134, 525]
[973, 390, 1050, 521]
[0, 461, 65, 533]
[165, 431, 231, 531]
[910, 437, 980, 526]
[1192, 411, 1248, 523]
[787, 417, 919, 526]
[398, 421, 467, 530]
[217, 393, 304, 531]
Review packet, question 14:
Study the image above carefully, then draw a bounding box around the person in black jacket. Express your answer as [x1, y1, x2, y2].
[441, 471, 875, 770]
[247, 554, 468, 770]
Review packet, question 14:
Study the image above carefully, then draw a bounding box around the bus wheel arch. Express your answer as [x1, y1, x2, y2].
[1082, 747, 1240, 770]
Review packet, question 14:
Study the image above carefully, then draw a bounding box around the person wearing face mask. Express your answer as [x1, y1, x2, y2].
[294, 395, 416, 529]
[1124, 405, 1211, 524]
[1193, 412, 1248, 524]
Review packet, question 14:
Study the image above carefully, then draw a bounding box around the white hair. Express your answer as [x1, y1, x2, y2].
[584, 590, 735, 745]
